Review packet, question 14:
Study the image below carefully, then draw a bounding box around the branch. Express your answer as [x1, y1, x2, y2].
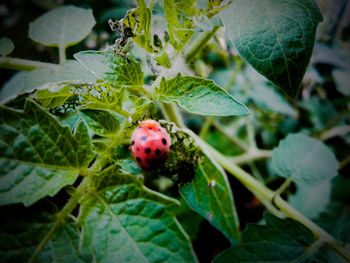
[0, 57, 59, 71]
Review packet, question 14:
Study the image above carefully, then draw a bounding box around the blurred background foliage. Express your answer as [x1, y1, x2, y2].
[1, 0, 350, 262]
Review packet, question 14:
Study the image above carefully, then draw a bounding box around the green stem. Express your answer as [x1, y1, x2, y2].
[184, 128, 350, 262]
[213, 120, 249, 151]
[0, 57, 59, 71]
[185, 26, 219, 63]
[159, 102, 185, 128]
[59, 46, 66, 64]
[199, 116, 214, 138]
[274, 196, 350, 262]
[229, 149, 272, 165]
[274, 177, 293, 196]
[28, 176, 89, 263]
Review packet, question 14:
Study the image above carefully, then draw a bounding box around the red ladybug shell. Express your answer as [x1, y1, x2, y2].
[130, 120, 171, 170]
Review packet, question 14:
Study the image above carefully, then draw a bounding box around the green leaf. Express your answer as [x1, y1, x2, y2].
[79, 108, 120, 137]
[333, 69, 350, 96]
[74, 48, 144, 87]
[156, 74, 249, 116]
[0, 202, 92, 263]
[220, 0, 323, 97]
[289, 180, 331, 219]
[29, 5, 96, 48]
[131, 97, 156, 122]
[74, 121, 95, 168]
[164, 0, 197, 50]
[271, 133, 338, 185]
[79, 165, 197, 263]
[214, 213, 329, 263]
[0, 100, 94, 206]
[0, 37, 14, 56]
[0, 60, 96, 104]
[180, 150, 240, 244]
[37, 86, 74, 108]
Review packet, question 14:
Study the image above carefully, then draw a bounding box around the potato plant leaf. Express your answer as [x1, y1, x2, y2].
[220, 0, 323, 97]
[164, 0, 197, 50]
[29, 5, 96, 49]
[180, 150, 240, 244]
[74, 48, 144, 87]
[79, 165, 197, 263]
[0, 37, 15, 56]
[214, 213, 330, 263]
[79, 108, 120, 137]
[0, 60, 96, 104]
[0, 100, 94, 206]
[271, 133, 338, 185]
[0, 202, 92, 263]
[156, 74, 249, 116]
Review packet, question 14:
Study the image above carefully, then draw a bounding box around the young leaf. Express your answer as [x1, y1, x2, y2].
[271, 133, 338, 185]
[0, 100, 94, 206]
[0, 60, 96, 104]
[79, 165, 197, 263]
[0, 202, 92, 263]
[180, 150, 240, 244]
[74, 48, 144, 87]
[220, 0, 323, 97]
[164, 0, 197, 50]
[79, 108, 120, 137]
[0, 37, 15, 56]
[29, 5, 96, 48]
[214, 213, 330, 262]
[156, 74, 249, 116]
[37, 86, 74, 108]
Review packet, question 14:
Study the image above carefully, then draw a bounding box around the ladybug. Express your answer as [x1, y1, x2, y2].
[130, 120, 171, 170]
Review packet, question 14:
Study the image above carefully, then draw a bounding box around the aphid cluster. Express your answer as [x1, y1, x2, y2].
[130, 120, 171, 170]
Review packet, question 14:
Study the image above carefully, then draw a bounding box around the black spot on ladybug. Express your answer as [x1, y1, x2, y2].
[145, 148, 151, 154]
[149, 127, 152, 130]
[141, 136, 147, 141]
[162, 138, 167, 145]
[156, 149, 161, 155]
[131, 140, 135, 145]
[136, 157, 142, 163]
[146, 159, 151, 163]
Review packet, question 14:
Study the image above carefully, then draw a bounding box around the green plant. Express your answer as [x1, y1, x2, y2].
[0, 1, 349, 262]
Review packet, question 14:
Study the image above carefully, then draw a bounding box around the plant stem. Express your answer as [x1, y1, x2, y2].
[59, 46, 66, 64]
[274, 177, 293, 196]
[320, 125, 350, 141]
[185, 26, 219, 63]
[0, 57, 59, 71]
[213, 120, 249, 151]
[274, 195, 350, 262]
[159, 102, 185, 128]
[199, 116, 214, 138]
[229, 149, 272, 165]
[184, 128, 350, 262]
[28, 176, 89, 263]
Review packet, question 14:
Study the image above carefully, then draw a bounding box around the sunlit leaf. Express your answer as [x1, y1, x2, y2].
[29, 5, 96, 48]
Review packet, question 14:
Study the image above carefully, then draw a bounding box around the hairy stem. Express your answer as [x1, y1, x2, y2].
[159, 102, 185, 128]
[28, 176, 89, 263]
[185, 26, 219, 63]
[0, 57, 59, 71]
